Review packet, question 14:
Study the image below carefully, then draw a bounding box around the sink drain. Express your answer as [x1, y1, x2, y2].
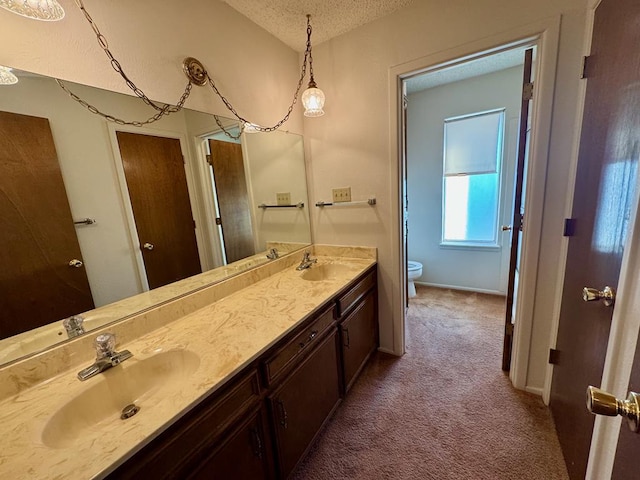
[120, 403, 140, 420]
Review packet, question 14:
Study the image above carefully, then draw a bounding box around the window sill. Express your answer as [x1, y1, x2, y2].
[439, 242, 502, 252]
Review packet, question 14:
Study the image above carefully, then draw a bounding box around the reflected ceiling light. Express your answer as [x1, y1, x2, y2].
[243, 122, 262, 134]
[0, 66, 18, 85]
[0, 0, 65, 21]
[301, 15, 325, 117]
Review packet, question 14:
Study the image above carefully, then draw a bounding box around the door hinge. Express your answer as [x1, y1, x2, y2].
[193, 219, 196, 229]
[215, 217, 222, 226]
[563, 218, 577, 237]
[505, 323, 514, 336]
[549, 348, 560, 365]
[581, 55, 590, 79]
[206, 154, 213, 166]
[523, 82, 534, 101]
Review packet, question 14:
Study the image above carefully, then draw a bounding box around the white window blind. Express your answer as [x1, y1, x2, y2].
[443, 110, 504, 176]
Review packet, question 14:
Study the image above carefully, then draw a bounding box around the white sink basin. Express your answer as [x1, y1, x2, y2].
[41, 349, 200, 448]
[300, 263, 350, 282]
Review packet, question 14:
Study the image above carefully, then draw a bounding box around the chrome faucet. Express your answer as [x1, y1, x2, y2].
[296, 251, 317, 270]
[63, 315, 85, 338]
[77, 333, 133, 381]
[266, 248, 279, 260]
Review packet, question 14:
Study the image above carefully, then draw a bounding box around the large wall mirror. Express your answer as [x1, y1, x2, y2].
[0, 68, 311, 366]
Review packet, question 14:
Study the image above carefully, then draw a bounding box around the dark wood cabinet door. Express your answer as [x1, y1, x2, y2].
[269, 330, 341, 479]
[341, 290, 378, 392]
[188, 407, 272, 480]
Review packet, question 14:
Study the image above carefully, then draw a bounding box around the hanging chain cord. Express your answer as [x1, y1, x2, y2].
[207, 15, 314, 134]
[56, 0, 193, 126]
[56, 1, 314, 132]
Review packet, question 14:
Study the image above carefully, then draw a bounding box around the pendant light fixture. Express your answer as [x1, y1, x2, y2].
[301, 14, 325, 117]
[0, 0, 65, 21]
[183, 13, 326, 131]
[0, 66, 18, 85]
[53, 0, 324, 132]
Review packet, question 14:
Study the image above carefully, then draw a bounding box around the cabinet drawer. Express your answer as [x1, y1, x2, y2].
[337, 269, 375, 317]
[203, 369, 262, 439]
[109, 369, 261, 479]
[263, 305, 336, 386]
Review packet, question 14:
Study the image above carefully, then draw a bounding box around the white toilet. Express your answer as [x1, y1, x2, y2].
[407, 261, 423, 298]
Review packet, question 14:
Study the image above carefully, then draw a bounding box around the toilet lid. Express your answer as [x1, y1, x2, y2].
[408, 261, 422, 271]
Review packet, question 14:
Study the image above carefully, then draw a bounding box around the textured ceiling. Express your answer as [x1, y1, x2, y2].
[222, 0, 416, 51]
[405, 48, 527, 94]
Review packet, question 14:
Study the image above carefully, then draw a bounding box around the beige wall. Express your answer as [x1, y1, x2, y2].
[242, 131, 311, 250]
[304, 0, 588, 392]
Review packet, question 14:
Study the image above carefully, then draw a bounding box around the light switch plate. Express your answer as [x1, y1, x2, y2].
[332, 187, 351, 203]
[276, 192, 291, 205]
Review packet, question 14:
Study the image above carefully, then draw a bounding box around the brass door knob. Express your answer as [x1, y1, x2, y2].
[143, 243, 154, 251]
[68, 259, 84, 268]
[502, 225, 513, 231]
[587, 386, 640, 433]
[582, 286, 616, 306]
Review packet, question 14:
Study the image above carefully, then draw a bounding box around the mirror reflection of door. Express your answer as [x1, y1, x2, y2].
[0, 111, 94, 339]
[116, 131, 202, 290]
[207, 139, 255, 264]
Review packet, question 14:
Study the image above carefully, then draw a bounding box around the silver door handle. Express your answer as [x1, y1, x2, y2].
[587, 386, 640, 433]
[68, 259, 83, 268]
[143, 243, 154, 251]
[582, 286, 615, 307]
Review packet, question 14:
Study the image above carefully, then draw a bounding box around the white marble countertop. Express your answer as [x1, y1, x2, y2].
[0, 249, 375, 480]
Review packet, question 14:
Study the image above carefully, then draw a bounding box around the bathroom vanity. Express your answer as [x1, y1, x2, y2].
[0, 246, 377, 480]
[110, 265, 377, 479]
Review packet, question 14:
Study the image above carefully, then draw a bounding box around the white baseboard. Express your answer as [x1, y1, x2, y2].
[415, 281, 505, 296]
[525, 385, 544, 397]
[377, 347, 400, 356]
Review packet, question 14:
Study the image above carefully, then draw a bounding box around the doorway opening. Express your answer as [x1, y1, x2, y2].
[401, 43, 537, 376]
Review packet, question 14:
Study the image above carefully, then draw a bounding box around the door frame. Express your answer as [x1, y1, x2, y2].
[107, 124, 211, 292]
[389, 17, 561, 392]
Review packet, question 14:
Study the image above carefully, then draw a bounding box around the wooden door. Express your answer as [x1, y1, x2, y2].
[607, 1, 640, 477]
[402, 94, 409, 311]
[0, 111, 94, 339]
[269, 331, 341, 478]
[116, 132, 201, 289]
[502, 48, 533, 371]
[550, 0, 640, 478]
[207, 139, 255, 264]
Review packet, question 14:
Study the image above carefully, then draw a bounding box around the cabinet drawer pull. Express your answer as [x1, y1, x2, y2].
[343, 328, 350, 348]
[277, 399, 288, 429]
[298, 330, 318, 350]
[250, 427, 263, 459]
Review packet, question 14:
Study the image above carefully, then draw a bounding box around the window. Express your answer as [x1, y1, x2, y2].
[442, 109, 504, 246]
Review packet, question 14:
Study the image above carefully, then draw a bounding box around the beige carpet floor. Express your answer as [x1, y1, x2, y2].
[291, 285, 569, 479]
